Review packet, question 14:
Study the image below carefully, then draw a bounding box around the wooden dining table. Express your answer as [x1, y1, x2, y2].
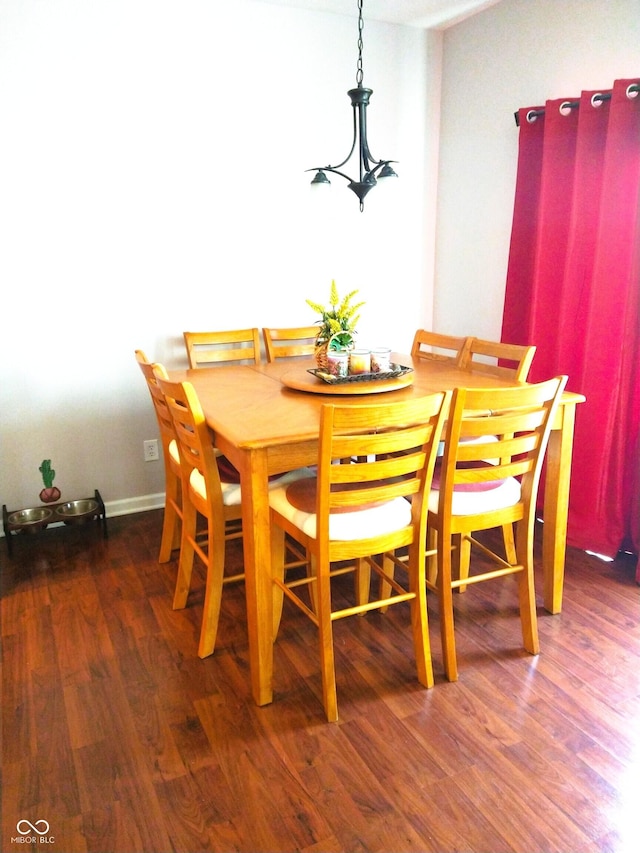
[168, 354, 584, 707]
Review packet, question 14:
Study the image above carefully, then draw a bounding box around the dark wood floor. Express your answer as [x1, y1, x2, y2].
[2, 510, 639, 853]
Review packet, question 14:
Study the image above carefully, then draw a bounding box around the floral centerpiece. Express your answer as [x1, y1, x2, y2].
[306, 280, 365, 369]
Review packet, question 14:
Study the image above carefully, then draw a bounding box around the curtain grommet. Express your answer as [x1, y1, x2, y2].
[626, 84, 639, 100]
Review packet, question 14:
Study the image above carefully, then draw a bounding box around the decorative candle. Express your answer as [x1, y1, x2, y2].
[349, 349, 371, 375]
[327, 350, 349, 378]
[370, 347, 392, 373]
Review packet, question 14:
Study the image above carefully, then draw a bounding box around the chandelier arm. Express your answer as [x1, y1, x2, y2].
[306, 166, 357, 184]
[357, 104, 374, 176]
[360, 115, 397, 172]
[319, 109, 359, 173]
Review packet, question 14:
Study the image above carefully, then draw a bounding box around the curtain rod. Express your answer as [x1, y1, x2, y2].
[513, 82, 640, 126]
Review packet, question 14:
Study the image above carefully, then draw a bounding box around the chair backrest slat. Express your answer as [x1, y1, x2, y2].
[458, 338, 536, 381]
[317, 393, 450, 533]
[437, 377, 567, 511]
[135, 350, 177, 465]
[155, 372, 225, 514]
[263, 325, 318, 362]
[184, 329, 262, 368]
[411, 330, 472, 364]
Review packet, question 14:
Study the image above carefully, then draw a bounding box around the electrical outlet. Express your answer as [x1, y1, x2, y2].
[143, 439, 160, 462]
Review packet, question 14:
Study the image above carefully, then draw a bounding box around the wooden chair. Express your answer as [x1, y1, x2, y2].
[155, 371, 248, 657]
[262, 325, 318, 362]
[183, 328, 262, 368]
[267, 392, 450, 722]
[426, 376, 568, 682]
[456, 336, 537, 576]
[411, 329, 472, 364]
[135, 351, 183, 563]
[458, 338, 536, 381]
[156, 371, 310, 658]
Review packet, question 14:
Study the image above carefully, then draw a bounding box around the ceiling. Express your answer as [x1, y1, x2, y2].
[253, 0, 503, 29]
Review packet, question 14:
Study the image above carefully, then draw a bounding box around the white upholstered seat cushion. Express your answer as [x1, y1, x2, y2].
[268, 477, 412, 541]
[169, 439, 180, 465]
[189, 466, 316, 507]
[428, 461, 521, 516]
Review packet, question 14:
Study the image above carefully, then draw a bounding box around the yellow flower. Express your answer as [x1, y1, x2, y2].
[306, 280, 365, 349]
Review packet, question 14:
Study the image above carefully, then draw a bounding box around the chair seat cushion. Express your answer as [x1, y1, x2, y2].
[269, 477, 412, 540]
[190, 466, 315, 507]
[285, 477, 390, 514]
[428, 460, 521, 516]
[216, 452, 294, 486]
[216, 454, 242, 483]
[169, 443, 243, 486]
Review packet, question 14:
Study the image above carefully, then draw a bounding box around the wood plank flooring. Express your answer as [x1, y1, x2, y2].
[1, 511, 639, 853]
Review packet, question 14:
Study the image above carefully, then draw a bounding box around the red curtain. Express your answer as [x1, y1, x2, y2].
[502, 78, 640, 577]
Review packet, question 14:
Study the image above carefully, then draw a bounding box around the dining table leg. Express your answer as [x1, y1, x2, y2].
[542, 400, 577, 614]
[237, 446, 275, 706]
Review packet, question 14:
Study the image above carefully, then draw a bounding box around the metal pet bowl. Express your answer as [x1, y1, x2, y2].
[8, 507, 53, 533]
[55, 499, 100, 525]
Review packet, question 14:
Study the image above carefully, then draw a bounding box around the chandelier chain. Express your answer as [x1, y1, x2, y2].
[356, 0, 364, 87]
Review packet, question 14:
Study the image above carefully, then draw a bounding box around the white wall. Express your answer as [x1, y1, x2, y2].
[6, 0, 634, 520]
[0, 0, 436, 515]
[434, 0, 640, 340]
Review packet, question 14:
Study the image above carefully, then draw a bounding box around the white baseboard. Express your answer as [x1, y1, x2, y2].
[105, 493, 166, 518]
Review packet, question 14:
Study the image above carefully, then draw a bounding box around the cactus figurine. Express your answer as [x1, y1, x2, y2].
[39, 459, 61, 503]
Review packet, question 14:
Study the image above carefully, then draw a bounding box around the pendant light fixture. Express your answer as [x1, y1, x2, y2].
[307, 0, 398, 212]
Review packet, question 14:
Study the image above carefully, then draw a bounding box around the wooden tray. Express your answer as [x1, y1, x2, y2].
[281, 365, 414, 395]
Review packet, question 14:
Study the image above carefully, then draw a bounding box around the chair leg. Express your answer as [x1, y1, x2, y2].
[408, 547, 434, 689]
[456, 532, 470, 593]
[306, 556, 318, 614]
[355, 556, 371, 609]
[457, 527, 515, 593]
[198, 517, 226, 659]
[426, 527, 438, 585]
[271, 523, 286, 639]
[377, 552, 394, 612]
[316, 565, 339, 722]
[170, 507, 182, 551]
[172, 499, 197, 610]
[502, 522, 517, 564]
[518, 539, 540, 656]
[159, 474, 181, 563]
[437, 534, 459, 682]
